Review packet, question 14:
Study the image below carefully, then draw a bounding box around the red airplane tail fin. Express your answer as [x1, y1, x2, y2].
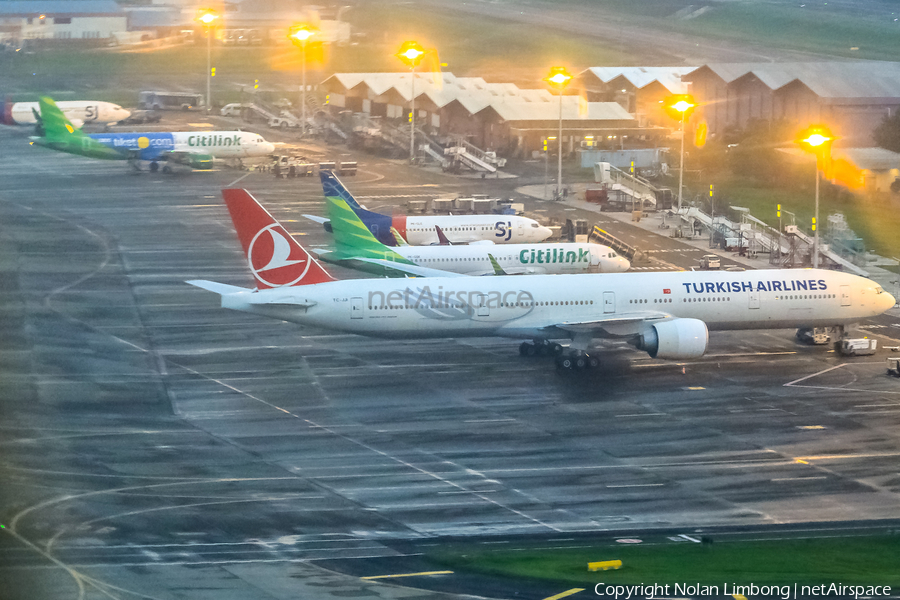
[222, 188, 335, 289]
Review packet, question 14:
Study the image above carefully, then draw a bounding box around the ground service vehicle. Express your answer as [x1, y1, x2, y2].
[839, 338, 877, 356]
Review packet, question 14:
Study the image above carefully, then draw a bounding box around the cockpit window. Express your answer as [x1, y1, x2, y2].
[610, 252, 617, 258]
[876, 286, 884, 294]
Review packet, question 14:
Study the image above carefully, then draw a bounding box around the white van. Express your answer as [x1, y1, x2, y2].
[220, 103, 242, 117]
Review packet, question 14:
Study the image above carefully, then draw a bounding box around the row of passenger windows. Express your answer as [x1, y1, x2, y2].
[419, 257, 490, 262]
[410, 227, 485, 232]
[369, 300, 595, 310]
[776, 294, 835, 300]
[369, 293, 839, 311]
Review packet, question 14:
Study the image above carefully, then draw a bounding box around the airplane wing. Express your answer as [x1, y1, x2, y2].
[548, 311, 673, 338]
[351, 258, 468, 278]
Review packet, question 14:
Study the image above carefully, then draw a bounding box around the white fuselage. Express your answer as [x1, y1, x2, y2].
[218, 269, 894, 341]
[403, 215, 553, 245]
[170, 131, 276, 158]
[395, 242, 630, 275]
[11, 100, 131, 126]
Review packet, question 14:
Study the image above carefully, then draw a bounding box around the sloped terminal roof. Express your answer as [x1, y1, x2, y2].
[833, 147, 900, 171]
[582, 67, 696, 94]
[323, 72, 631, 123]
[486, 96, 633, 122]
[694, 61, 900, 101]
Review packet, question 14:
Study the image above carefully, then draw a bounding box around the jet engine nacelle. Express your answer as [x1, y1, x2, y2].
[635, 318, 708, 359]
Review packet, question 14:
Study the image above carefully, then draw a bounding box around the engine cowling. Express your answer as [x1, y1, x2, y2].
[635, 318, 708, 359]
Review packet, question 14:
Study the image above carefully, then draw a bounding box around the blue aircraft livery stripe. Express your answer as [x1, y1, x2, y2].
[87, 132, 175, 160]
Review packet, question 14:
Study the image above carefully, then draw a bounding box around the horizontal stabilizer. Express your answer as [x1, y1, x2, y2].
[186, 280, 249, 295]
[303, 214, 330, 224]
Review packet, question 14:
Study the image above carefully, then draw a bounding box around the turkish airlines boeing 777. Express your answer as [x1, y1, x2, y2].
[188, 189, 896, 371]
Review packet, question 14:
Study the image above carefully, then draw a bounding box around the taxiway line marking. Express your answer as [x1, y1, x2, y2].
[784, 364, 846, 386]
[361, 570, 453, 580]
[606, 483, 664, 488]
[542, 589, 586, 600]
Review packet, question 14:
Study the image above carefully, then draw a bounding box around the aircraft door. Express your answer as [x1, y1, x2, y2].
[472, 293, 489, 317]
[748, 291, 760, 309]
[840, 285, 851, 306]
[518, 221, 524, 238]
[351, 297, 364, 319]
[603, 291, 615, 314]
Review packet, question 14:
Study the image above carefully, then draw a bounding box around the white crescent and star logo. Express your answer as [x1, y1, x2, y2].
[247, 224, 309, 287]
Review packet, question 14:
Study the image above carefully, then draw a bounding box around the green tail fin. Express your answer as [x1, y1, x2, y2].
[38, 96, 84, 140]
[323, 192, 413, 263]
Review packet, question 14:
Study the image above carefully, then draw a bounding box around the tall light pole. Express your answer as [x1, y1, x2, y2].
[545, 66, 572, 199]
[289, 24, 316, 136]
[799, 126, 833, 268]
[397, 41, 425, 164]
[197, 8, 218, 114]
[664, 94, 696, 213]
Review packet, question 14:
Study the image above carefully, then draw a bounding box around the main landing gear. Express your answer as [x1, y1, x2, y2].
[519, 341, 600, 371]
[554, 351, 600, 371]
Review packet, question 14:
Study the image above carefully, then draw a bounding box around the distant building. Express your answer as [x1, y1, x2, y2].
[683, 62, 900, 146]
[0, 0, 127, 45]
[573, 66, 696, 128]
[321, 72, 655, 156]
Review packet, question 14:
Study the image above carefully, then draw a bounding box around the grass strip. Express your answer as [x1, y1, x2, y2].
[428, 535, 900, 587]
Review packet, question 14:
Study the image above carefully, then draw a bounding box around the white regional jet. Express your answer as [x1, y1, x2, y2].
[188, 189, 896, 371]
[2, 98, 130, 128]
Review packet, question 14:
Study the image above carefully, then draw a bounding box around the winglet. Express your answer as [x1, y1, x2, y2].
[390, 226, 409, 247]
[222, 188, 335, 289]
[487, 253, 508, 275]
[435, 225, 452, 246]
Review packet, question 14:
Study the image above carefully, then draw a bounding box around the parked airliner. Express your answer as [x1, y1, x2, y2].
[305, 171, 553, 246]
[2, 97, 130, 128]
[29, 97, 275, 171]
[187, 188, 896, 371]
[317, 183, 630, 276]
